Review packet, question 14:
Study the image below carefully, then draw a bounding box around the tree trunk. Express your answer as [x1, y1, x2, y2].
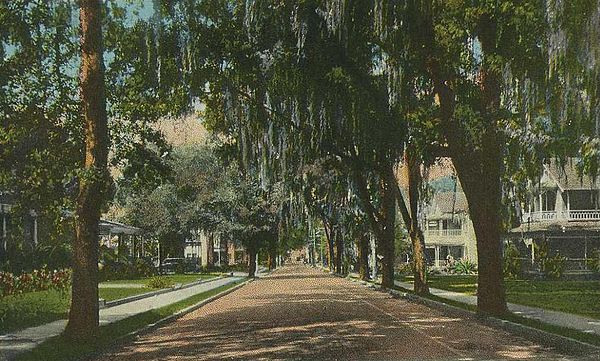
[352, 162, 396, 288]
[405, 148, 429, 295]
[207, 233, 214, 268]
[325, 224, 335, 272]
[221, 237, 229, 267]
[268, 241, 277, 271]
[65, 0, 108, 340]
[248, 241, 257, 277]
[379, 168, 396, 288]
[357, 232, 370, 281]
[417, 4, 507, 315]
[335, 228, 343, 274]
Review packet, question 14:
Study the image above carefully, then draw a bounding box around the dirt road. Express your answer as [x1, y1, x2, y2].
[96, 265, 581, 360]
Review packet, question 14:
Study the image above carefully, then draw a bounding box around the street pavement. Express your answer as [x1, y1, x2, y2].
[95, 265, 584, 360]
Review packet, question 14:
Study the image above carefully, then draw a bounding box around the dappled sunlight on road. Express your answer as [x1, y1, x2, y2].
[95, 266, 575, 360]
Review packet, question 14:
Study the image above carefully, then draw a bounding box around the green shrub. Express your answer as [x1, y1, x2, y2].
[99, 257, 156, 281]
[396, 262, 413, 276]
[537, 242, 567, 279]
[427, 266, 441, 276]
[587, 249, 600, 273]
[134, 258, 156, 277]
[453, 259, 477, 275]
[503, 243, 522, 279]
[146, 276, 173, 289]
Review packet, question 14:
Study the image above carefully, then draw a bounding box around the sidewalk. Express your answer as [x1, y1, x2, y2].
[394, 280, 600, 337]
[0, 276, 243, 361]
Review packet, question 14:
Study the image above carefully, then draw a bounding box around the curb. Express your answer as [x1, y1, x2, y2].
[124, 278, 253, 338]
[101, 275, 225, 309]
[348, 277, 600, 357]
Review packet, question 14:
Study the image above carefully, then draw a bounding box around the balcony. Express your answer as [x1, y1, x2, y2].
[524, 210, 600, 222]
[426, 229, 462, 237]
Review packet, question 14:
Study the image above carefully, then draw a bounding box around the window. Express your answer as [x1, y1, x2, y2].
[449, 246, 464, 259]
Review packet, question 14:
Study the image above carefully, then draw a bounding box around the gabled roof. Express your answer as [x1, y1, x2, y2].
[427, 191, 469, 217]
[545, 160, 600, 191]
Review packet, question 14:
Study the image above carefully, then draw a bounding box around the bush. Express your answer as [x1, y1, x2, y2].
[146, 276, 173, 289]
[0, 240, 72, 275]
[587, 249, 600, 273]
[98, 260, 136, 281]
[134, 258, 157, 277]
[427, 266, 441, 277]
[452, 259, 477, 275]
[0, 267, 71, 298]
[99, 257, 156, 281]
[395, 262, 413, 276]
[536, 242, 567, 279]
[503, 243, 522, 279]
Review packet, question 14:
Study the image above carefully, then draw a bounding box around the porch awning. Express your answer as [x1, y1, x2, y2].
[99, 220, 143, 236]
[507, 220, 600, 238]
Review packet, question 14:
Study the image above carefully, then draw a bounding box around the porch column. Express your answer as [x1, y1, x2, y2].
[434, 245, 440, 268]
[200, 232, 208, 267]
[117, 234, 122, 256]
[539, 193, 543, 212]
[157, 242, 161, 270]
[130, 235, 134, 257]
[584, 236, 588, 260]
[217, 236, 222, 267]
[33, 216, 38, 245]
[2, 210, 7, 251]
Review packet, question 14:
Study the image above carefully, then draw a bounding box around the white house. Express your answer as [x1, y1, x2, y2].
[421, 191, 478, 268]
[510, 160, 600, 270]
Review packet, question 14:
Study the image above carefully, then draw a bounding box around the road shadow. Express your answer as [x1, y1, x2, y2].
[96, 266, 575, 361]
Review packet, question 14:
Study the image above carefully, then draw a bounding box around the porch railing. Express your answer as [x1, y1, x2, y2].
[523, 209, 600, 222]
[526, 211, 557, 221]
[426, 229, 462, 237]
[567, 210, 600, 220]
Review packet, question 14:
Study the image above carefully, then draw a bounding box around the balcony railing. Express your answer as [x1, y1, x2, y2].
[526, 211, 557, 221]
[523, 210, 600, 222]
[568, 210, 600, 220]
[426, 229, 462, 237]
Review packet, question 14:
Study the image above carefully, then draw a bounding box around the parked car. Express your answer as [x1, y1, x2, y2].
[159, 257, 199, 274]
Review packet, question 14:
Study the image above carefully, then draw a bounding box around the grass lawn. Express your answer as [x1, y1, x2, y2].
[100, 273, 217, 286]
[99, 287, 155, 302]
[16, 280, 246, 361]
[0, 287, 154, 335]
[0, 289, 70, 335]
[0, 275, 219, 335]
[398, 275, 600, 319]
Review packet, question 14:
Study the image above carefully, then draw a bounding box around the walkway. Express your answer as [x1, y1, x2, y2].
[0, 276, 243, 361]
[395, 280, 600, 336]
[95, 266, 578, 360]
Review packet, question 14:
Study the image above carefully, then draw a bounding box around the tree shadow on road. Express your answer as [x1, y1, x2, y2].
[96, 268, 574, 361]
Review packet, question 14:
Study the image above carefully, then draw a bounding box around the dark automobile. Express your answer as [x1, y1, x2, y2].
[159, 257, 199, 274]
